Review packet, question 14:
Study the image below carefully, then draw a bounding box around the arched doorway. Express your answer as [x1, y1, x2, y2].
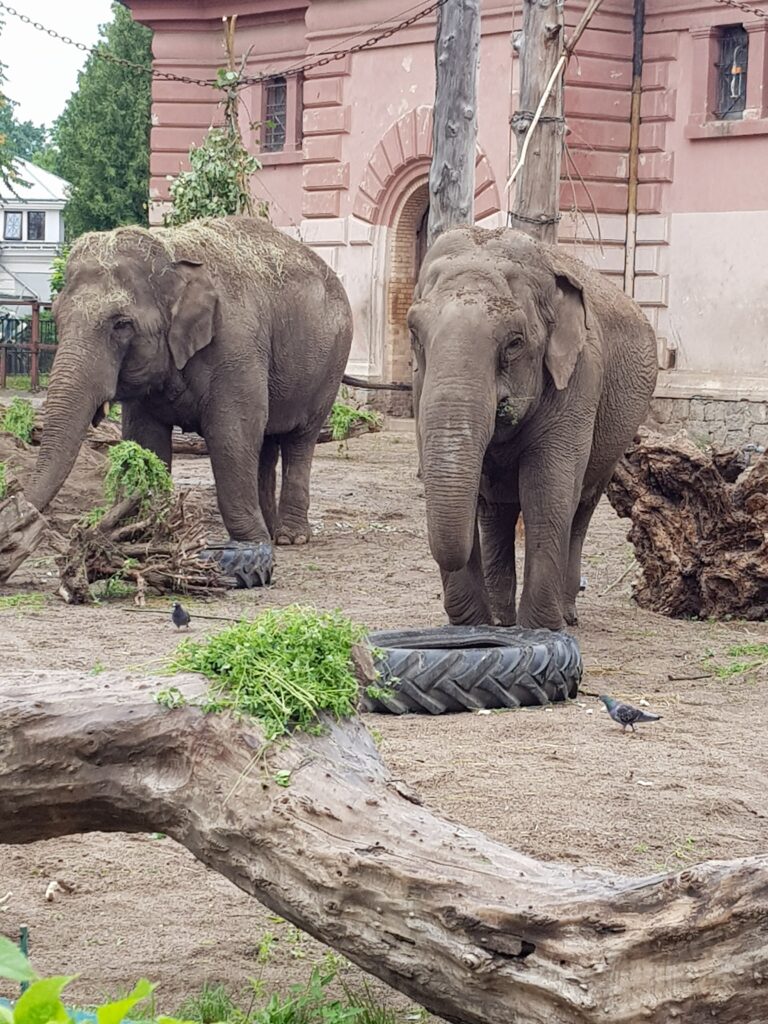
[380, 180, 430, 416]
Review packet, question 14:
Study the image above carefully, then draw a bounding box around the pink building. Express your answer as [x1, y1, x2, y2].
[125, 0, 768, 443]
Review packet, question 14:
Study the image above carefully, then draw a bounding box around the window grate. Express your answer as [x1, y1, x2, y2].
[715, 25, 749, 120]
[263, 76, 287, 152]
[27, 211, 45, 241]
[3, 212, 22, 241]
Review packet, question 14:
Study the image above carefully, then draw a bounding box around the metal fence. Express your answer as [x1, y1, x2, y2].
[0, 304, 57, 388]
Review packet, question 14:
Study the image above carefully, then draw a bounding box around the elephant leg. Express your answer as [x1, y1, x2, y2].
[517, 460, 581, 631]
[121, 401, 172, 470]
[275, 429, 315, 545]
[203, 412, 274, 587]
[259, 437, 279, 540]
[563, 484, 605, 626]
[478, 498, 521, 626]
[441, 519, 492, 625]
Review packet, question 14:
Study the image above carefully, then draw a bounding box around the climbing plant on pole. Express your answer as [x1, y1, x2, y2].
[164, 16, 268, 226]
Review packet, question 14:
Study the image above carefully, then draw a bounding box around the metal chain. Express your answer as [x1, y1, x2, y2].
[713, 0, 768, 18]
[0, 0, 449, 88]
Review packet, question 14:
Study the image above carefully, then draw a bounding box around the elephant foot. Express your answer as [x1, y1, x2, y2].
[200, 540, 274, 588]
[275, 521, 311, 546]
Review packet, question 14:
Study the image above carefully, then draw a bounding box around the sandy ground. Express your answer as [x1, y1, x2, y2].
[1, 419, 767, 1018]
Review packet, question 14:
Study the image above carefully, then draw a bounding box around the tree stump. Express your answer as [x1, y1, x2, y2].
[1, 670, 767, 1024]
[606, 433, 768, 619]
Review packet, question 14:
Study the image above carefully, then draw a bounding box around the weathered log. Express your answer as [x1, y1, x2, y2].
[1, 670, 767, 1024]
[607, 434, 768, 619]
[0, 490, 46, 581]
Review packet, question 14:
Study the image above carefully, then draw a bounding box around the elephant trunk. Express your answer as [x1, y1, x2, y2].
[419, 385, 495, 573]
[26, 346, 116, 512]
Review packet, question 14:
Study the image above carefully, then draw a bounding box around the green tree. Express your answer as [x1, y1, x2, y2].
[0, 98, 48, 161]
[0, 21, 28, 191]
[54, 2, 152, 237]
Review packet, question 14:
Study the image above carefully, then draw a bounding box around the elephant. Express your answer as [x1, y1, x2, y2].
[408, 226, 658, 631]
[27, 216, 354, 587]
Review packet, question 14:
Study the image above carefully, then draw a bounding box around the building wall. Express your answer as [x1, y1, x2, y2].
[0, 208, 65, 302]
[129, 0, 768, 427]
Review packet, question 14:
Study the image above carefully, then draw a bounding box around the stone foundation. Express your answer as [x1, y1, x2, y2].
[647, 397, 768, 449]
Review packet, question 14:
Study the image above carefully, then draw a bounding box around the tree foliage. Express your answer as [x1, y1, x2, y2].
[0, 97, 48, 162]
[0, 21, 29, 192]
[54, 3, 152, 238]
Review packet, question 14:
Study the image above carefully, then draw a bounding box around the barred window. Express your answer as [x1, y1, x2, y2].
[262, 76, 287, 152]
[715, 26, 748, 120]
[27, 211, 45, 241]
[3, 212, 22, 240]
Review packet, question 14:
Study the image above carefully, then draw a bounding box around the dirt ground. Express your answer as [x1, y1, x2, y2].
[1, 419, 767, 1018]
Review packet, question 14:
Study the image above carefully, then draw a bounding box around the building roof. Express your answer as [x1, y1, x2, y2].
[0, 159, 70, 204]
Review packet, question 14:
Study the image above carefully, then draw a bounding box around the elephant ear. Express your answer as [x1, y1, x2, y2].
[545, 262, 592, 391]
[167, 259, 219, 371]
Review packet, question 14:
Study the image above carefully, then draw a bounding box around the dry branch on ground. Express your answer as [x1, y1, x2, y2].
[607, 432, 768, 619]
[56, 490, 227, 603]
[1, 669, 767, 1024]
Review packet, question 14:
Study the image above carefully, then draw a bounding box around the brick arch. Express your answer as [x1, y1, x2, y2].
[353, 105, 501, 226]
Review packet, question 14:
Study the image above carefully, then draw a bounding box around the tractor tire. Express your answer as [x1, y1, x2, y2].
[361, 625, 581, 715]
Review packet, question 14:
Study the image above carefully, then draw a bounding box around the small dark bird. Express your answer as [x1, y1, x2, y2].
[599, 695, 661, 733]
[171, 601, 191, 630]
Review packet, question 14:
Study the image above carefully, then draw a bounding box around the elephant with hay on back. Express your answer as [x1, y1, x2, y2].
[26, 216, 354, 587]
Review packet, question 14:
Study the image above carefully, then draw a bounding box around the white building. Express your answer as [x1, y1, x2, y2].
[0, 159, 68, 306]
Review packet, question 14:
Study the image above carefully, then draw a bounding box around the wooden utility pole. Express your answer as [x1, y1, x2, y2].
[427, 0, 481, 248]
[509, 0, 566, 243]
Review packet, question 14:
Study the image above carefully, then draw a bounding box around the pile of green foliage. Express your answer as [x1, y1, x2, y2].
[1, 398, 35, 443]
[330, 402, 382, 442]
[104, 440, 173, 509]
[164, 605, 367, 738]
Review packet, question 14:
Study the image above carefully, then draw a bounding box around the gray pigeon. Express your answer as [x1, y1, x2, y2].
[599, 695, 660, 733]
[171, 601, 191, 630]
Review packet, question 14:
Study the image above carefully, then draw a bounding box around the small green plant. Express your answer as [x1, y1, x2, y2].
[155, 685, 187, 709]
[330, 402, 382, 443]
[104, 441, 173, 510]
[166, 605, 367, 739]
[1, 398, 35, 443]
[90, 660, 107, 675]
[107, 402, 122, 423]
[102, 573, 135, 599]
[176, 983, 236, 1024]
[0, 462, 6, 499]
[0, 592, 45, 612]
[365, 685, 394, 702]
[273, 769, 292, 788]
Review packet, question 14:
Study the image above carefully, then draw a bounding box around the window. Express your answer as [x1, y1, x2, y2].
[715, 26, 748, 120]
[262, 76, 287, 152]
[27, 211, 45, 241]
[3, 211, 22, 240]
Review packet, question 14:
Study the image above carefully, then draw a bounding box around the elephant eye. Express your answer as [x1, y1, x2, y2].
[113, 317, 133, 332]
[501, 335, 524, 363]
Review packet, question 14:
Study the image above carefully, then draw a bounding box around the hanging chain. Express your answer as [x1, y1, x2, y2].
[0, 0, 449, 88]
[713, 0, 768, 18]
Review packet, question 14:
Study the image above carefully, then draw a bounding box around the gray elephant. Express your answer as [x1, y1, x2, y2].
[28, 216, 353, 586]
[408, 226, 658, 631]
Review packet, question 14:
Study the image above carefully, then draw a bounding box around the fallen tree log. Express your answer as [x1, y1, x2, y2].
[1, 670, 767, 1024]
[607, 433, 768, 619]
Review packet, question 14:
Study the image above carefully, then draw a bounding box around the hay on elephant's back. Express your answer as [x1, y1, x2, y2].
[152, 217, 316, 289]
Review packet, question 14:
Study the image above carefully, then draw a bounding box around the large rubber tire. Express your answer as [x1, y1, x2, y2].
[361, 625, 581, 715]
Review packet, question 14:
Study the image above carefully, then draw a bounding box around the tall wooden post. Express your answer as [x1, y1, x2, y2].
[509, 0, 565, 243]
[427, 0, 481, 249]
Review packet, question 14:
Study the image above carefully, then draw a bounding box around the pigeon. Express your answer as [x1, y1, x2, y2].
[599, 695, 661, 733]
[171, 601, 191, 630]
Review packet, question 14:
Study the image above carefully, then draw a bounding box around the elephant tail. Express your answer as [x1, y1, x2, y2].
[341, 374, 413, 392]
